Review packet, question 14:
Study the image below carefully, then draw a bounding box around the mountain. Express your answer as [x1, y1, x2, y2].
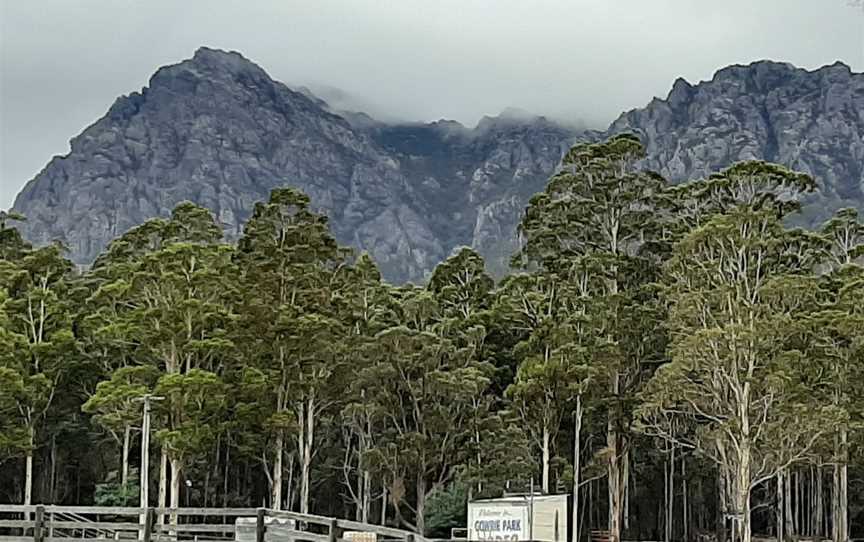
[12, 47, 576, 282]
[609, 60, 864, 226]
[12, 49, 864, 282]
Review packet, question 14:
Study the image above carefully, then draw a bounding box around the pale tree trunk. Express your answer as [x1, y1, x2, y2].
[361, 468, 371, 523]
[682, 458, 688, 542]
[381, 484, 388, 526]
[719, 470, 728, 542]
[794, 471, 800, 535]
[665, 446, 675, 542]
[299, 395, 315, 515]
[50, 434, 57, 503]
[169, 457, 182, 526]
[623, 450, 630, 532]
[733, 443, 751, 542]
[271, 431, 284, 510]
[573, 397, 583, 542]
[833, 428, 848, 542]
[777, 471, 784, 542]
[785, 469, 794, 538]
[286, 452, 295, 511]
[158, 449, 168, 525]
[816, 466, 823, 538]
[607, 374, 626, 542]
[24, 426, 34, 521]
[24, 452, 33, 506]
[122, 425, 131, 492]
[416, 474, 427, 536]
[542, 423, 551, 494]
[223, 443, 230, 509]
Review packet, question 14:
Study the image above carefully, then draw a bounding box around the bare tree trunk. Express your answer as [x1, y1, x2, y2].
[170, 457, 182, 526]
[683, 458, 688, 542]
[223, 442, 230, 509]
[624, 450, 630, 532]
[607, 374, 625, 542]
[158, 448, 168, 525]
[50, 434, 57, 503]
[733, 441, 751, 542]
[362, 469, 371, 523]
[785, 469, 794, 538]
[122, 425, 131, 493]
[665, 446, 675, 542]
[299, 395, 315, 515]
[718, 470, 728, 542]
[416, 474, 427, 536]
[271, 431, 284, 510]
[573, 397, 583, 542]
[816, 465, 823, 538]
[381, 484, 388, 526]
[542, 423, 551, 494]
[835, 428, 848, 542]
[24, 451, 33, 506]
[287, 452, 295, 511]
[777, 471, 784, 542]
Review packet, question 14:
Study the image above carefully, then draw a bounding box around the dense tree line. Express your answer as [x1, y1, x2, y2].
[0, 135, 862, 542]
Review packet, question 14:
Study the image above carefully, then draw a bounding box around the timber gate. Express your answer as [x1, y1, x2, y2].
[0, 506, 422, 542]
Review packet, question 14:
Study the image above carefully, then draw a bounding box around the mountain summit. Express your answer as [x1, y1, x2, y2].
[13, 47, 575, 282]
[12, 50, 864, 280]
[609, 60, 864, 226]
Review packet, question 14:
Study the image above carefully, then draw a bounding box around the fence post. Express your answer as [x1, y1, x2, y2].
[33, 506, 45, 542]
[406, 534, 415, 542]
[256, 508, 266, 542]
[143, 508, 154, 542]
[328, 519, 339, 542]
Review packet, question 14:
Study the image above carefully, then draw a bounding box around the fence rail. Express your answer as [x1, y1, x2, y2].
[0, 506, 420, 542]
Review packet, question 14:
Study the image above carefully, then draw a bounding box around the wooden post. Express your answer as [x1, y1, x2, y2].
[328, 519, 339, 542]
[34, 506, 45, 542]
[143, 508, 154, 542]
[406, 534, 415, 542]
[256, 508, 266, 542]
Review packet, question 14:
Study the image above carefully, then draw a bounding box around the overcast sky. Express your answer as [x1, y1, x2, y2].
[1, 0, 863, 209]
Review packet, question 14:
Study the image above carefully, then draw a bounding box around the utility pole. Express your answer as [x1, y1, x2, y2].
[136, 394, 163, 540]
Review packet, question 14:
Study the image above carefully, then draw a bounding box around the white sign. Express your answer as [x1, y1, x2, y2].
[468, 503, 529, 541]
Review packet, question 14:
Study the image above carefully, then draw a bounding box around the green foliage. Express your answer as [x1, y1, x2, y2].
[94, 469, 140, 506]
[423, 483, 468, 538]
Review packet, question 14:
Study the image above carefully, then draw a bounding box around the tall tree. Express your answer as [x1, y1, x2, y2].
[516, 134, 666, 542]
[637, 162, 838, 542]
[235, 188, 343, 512]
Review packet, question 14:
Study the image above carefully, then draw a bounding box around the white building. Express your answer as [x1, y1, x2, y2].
[467, 494, 568, 542]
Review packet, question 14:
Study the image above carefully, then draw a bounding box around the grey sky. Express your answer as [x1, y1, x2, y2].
[2, 0, 863, 210]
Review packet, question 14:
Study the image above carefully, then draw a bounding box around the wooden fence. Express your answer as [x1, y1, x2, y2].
[0, 506, 420, 542]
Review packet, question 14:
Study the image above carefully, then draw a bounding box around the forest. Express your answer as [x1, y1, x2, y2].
[0, 134, 862, 542]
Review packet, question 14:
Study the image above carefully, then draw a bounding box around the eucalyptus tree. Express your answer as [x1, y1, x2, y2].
[340, 253, 397, 521]
[357, 286, 493, 534]
[516, 134, 666, 542]
[235, 188, 344, 512]
[637, 162, 838, 542]
[808, 208, 864, 542]
[86, 202, 236, 519]
[0, 241, 77, 508]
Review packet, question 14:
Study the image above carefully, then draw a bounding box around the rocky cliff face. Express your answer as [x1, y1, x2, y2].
[13, 47, 575, 282]
[13, 50, 864, 282]
[608, 60, 864, 227]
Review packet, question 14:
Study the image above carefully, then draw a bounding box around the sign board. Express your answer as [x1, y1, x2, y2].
[468, 501, 529, 541]
[344, 532, 377, 542]
[468, 494, 567, 542]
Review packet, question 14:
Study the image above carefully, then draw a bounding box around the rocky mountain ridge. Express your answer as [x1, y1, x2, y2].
[12, 48, 864, 281]
[13, 47, 576, 282]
